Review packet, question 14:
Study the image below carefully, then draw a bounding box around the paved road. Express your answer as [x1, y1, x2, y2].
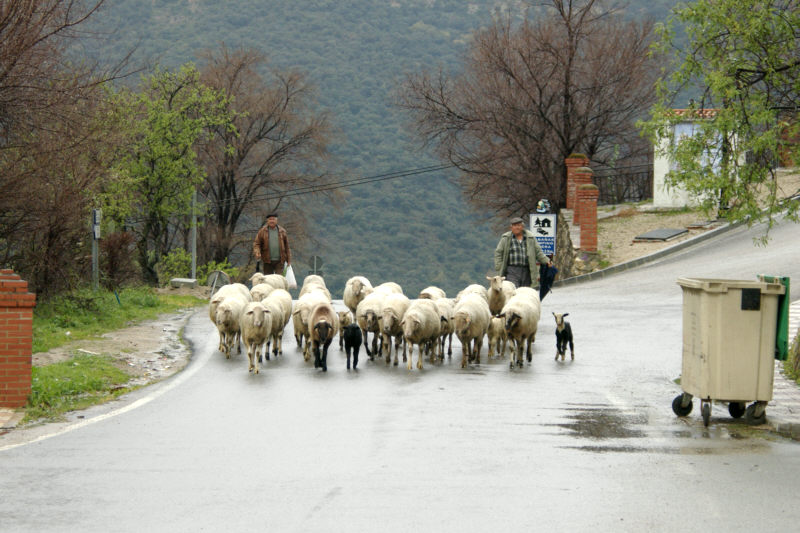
[1, 218, 799, 532]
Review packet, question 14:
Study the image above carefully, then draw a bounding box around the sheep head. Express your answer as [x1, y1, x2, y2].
[486, 275, 506, 291]
[338, 311, 353, 327]
[314, 319, 334, 342]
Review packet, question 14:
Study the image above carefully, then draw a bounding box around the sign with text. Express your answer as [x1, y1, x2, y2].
[530, 213, 557, 257]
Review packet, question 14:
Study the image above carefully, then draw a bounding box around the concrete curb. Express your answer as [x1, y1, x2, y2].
[554, 218, 747, 287]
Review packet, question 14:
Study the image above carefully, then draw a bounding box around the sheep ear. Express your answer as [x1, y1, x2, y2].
[563, 313, 569, 317]
[552, 312, 556, 317]
[485, 276, 492, 281]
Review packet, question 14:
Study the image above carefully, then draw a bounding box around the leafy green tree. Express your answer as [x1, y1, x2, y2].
[641, 0, 800, 237]
[104, 65, 233, 282]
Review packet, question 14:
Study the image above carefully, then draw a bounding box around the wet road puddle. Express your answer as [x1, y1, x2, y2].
[547, 403, 782, 454]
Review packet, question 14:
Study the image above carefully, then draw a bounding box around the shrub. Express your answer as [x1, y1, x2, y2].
[197, 259, 240, 285]
[155, 248, 192, 286]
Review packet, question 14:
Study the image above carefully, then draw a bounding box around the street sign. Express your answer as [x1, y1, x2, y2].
[530, 213, 557, 257]
[310, 255, 323, 274]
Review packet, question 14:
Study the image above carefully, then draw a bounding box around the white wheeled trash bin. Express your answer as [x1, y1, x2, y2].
[672, 277, 786, 426]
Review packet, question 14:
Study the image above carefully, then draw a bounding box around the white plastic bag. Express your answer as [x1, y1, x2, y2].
[284, 264, 298, 289]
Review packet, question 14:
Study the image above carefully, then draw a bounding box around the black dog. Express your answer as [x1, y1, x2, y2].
[342, 323, 362, 370]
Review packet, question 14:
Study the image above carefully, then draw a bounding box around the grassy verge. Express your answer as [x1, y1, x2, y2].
[23, 286, 206, 424]
[25, 354, 135, 423]
[784, 330, 800, 385]
[33, 286, 205, 353]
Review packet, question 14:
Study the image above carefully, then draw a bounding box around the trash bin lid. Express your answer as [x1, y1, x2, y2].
[676, 277, 786, 295]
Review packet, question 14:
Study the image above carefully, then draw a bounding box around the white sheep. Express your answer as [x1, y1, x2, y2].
[433, 298, 455, 360]
[292, 289, 330, 360]
[250, 282, 277, 302]
[240, 301, 272, 374]
[455, 284, 489, 304]
[209, 283, 252, 353]
[486, 275, 516, 316]
[215, 293, 249, 359]
[338, 310, 354, 350]
[262, 288, 292, 358]
[498, 290, 542, 369]
[380, 292, 411, 365]
[373, 281, 403, 295]
[453, 294, 491, 368]
[250, 273, 289, 291]
[487, 316, 509, 359]
[299, 275, 331, 300]
[343, 276, 373, 316]
[418, 286, 446, 300]
[308, 301, 339, 372]
[400, 299, 441, 371]
[356, 291, 387, 360]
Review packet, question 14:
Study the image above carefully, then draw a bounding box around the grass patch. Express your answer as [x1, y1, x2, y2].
[24, 353, 134, 424]
[784, 330, 800, 385]
[33, 286, 205, 353]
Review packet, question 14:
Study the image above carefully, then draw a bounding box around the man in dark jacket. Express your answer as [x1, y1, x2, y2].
[253, 214, 292, 275]
[494, 216, 552, 289]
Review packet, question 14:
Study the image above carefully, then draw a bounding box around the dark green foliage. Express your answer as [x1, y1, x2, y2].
[78, 1, 677, 297]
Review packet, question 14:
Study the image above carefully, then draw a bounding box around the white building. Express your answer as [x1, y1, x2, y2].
[652, 109, 720, 208]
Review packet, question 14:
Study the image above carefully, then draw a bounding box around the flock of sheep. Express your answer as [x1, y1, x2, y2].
[209, 272, 574, 374]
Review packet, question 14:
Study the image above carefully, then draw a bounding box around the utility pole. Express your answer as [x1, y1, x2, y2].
[191, 189, 197, 280]
[91, 208, 102, 290]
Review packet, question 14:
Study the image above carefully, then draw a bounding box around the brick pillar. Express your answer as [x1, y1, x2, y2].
[565, 155, 589, 210]
[576, 184, 599, 253]
[571, 167, 594, 225]
[0, 269, 36, 408]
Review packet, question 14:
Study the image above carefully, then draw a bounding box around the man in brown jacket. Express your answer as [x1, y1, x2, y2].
[253, 214, 291, 275]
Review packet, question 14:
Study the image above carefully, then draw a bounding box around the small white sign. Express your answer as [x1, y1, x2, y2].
[530, 213, 557, 256]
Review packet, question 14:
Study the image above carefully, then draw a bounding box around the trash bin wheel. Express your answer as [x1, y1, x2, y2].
[728, 402, 746, 419]
[745, 403, 767, 426]
[672, 394, 693, 417]
[701, 401, 711, 427]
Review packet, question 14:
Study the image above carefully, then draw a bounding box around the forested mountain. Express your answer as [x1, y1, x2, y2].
[80, 0, 678, 296]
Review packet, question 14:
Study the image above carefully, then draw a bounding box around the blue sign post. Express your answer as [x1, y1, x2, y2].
[530, 213, 557, 257]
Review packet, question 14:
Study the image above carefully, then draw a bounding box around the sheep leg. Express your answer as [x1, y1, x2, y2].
[363, 328, 372, 358]
[383, 333, 392, 365]
[417, 344, 424, 370]
[474, 338, 482, 365]
[353, 343, 360, 369]
[526, 336, 533, 363]
[371, 334, 379, 357]
[406, 341, 414, 370]
[321, 338, 331, 372]
[461, 340, 468, 369]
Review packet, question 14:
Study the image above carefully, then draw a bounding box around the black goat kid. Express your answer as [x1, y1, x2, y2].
[342, 323, 362, 370]
[553, 312, 574, 361]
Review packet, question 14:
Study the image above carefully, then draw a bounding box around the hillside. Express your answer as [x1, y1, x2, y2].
[80, 0, 679, 296]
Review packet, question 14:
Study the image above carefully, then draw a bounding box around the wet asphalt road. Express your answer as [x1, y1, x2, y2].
[1, 219, 800, 531]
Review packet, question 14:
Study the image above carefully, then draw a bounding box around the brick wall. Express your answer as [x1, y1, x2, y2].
[0, 269, 36, 408]
[571, 167, 594, 225]
[576, 184, 599, 253]
[565, 155, 590, 210]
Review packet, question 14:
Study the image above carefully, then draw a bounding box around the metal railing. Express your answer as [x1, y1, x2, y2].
[592, 164, 653, 205]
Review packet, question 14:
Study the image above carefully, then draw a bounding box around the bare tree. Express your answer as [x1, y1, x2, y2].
[0, 1, 133, 294]
[197, 45, 340, 266]
[398, 0, 659, 216]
